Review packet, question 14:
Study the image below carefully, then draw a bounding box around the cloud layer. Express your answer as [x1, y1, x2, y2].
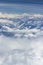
[0, 12, 43, 38]
[0, 35, 43, 65]
[0, 12, 43, 65]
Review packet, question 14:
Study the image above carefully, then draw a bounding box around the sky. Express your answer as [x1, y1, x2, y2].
[0, 0, 43, 4]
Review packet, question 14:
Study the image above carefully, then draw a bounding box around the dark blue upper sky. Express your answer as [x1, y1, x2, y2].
[0, 0, 43, 4]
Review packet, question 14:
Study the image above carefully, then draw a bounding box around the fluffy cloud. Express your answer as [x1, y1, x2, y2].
[0, 12, 43, 38]
[0, 12, 43, 19]
[0, 35, 43, 65]
[0, 12, 43, 65]
[0, 19, 13, 24]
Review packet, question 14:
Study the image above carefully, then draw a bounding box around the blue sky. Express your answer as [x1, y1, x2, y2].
[0, 0, 43, 4]
[0, 4, 43, 14]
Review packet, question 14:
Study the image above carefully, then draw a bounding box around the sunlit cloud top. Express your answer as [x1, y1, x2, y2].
[0, 12, 43, 38]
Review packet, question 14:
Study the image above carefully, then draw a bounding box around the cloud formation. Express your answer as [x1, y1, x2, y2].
[0, 35, 43, 65]
[0, 12, 43, 65]
[0, 12, 43, 19]
[0, 12, 43, 38]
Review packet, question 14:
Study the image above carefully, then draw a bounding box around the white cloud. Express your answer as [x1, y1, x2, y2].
[0, 19, 13, 24]
[2, 25, 14, 32]
[0, 13, 43, 38]
[0, 12, 43, 65]
[0, 35, 43, 65]
[0, 12, 43, 19]
[0, 2, 43, 64]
